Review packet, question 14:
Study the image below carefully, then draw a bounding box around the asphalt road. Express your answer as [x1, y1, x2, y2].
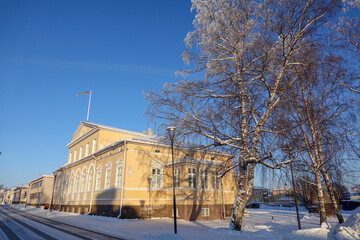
[0, 205, 128, 240]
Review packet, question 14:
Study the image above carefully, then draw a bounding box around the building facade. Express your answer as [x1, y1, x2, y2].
[52, 122, 236, 220]
[27, 175, 54, 209]
[4, 185, 28, 204]
[247, 186, 269, 203]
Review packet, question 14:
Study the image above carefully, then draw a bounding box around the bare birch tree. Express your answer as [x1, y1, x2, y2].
[146, 0, 340, 230]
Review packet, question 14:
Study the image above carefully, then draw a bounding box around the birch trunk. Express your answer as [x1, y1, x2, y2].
[314, 170, 328, 227]
[321, 167, 344, 223]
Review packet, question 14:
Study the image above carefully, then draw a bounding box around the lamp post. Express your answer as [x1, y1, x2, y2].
[167, 126, 177, 234]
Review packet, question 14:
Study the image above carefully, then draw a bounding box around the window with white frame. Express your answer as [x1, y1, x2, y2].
[88, 170, 94, 192]
[69, 152, 72, 163]
[105, 162, 111, 189]
[200, 169, 208, 189]
[151, 161, 163, 189]
[115, 162, 123, 188]
[75, 173, 80, 193]
[171, 208, 180, 217]
[79, 146, 83, 159]
[174, 168, 180, 188]
[92, 139, 97, 154]
[188, 168, 197, 189]
[69, 177, 74, 197]
[85, 143, 89, 156]
[96, 166, 102, 190]
[80, 171, 86, 192]
[201, 208, 210, 217]
[74, 150, 78, 162]
[211, 170, 219, 190]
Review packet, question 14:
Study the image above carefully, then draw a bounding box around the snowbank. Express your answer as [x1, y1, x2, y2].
[336, 207, 360, 240]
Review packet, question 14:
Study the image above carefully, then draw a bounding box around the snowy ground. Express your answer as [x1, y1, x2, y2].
[5, 204, 360, 240]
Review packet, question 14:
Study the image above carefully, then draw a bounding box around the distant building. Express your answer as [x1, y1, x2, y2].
[5, 184, 28, 204]
[27, 175, 54, 209]
[248, 186, 269, 203]
[52, 122, 236, 220]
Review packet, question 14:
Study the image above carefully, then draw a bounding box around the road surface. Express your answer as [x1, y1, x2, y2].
[0, 205, 127, 240]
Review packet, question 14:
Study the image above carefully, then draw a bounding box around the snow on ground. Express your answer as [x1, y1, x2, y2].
[6, 204, 360, 240]
[336, 207, 360, 240]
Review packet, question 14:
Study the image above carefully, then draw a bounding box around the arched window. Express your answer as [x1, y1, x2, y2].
[80, 169, 87, 193]
[96, 165, 102, 190]
[105, 162, 112, 189]
[88, 168, 94, 192]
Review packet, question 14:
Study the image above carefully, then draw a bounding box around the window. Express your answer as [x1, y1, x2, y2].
[88, 170, 94, 192]
[75, 174, 80, 193]
[105, 163, 111, 189]
[115, 162, 123, 188]
[150, 161, 163, 189]
[155, 149, 160, 153]
[74, 150, 78, 162]
[172, 208, 180, 217]
[69, 177, 73, 195]
[96, 166, 102, 190]
[80, 171, 87, 193]
[188, 168, 197, 189]
[151, 168, 162, 189]
[92, 139, 97, 154]
[174, 168, 180, 187]
[85, 143, 89, 156]
[79, 146, 83, 159]
[69, 153, 73, 163]
[211, 170, 219, 190]
[200, 169, 208, 189]
[255, 191, 258, 195]
[201, 208, 210, 217]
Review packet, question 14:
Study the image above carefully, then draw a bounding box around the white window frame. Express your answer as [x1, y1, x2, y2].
[88, 169, 94, 192]
[200, 169, 208, 189]
[69, 152, 72, 163]
[115, 161, 123, 188]
[188, 168, 197, 189]
[151, 161, 163, 189]
[174, 168, 180, 188]
[85, 143, 89, 156]
[92, 139, 97, 154]
[80, 170, 87, 193]
[201, 208, 210, 217]
[105, 162, 112, 189]
[79, 146, 83, 159]
[96, 166, 102, 190]
[74, 150, 78, 162]
[211, 170, 219, 190]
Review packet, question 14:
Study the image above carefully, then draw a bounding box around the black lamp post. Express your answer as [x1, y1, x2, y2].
[167, 126, 177, 234]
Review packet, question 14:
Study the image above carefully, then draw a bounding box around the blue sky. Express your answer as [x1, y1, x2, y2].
[0, 0, 194, 188]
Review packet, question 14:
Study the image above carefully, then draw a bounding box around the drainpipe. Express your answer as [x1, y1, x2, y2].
[88, 154, 97, 214]
[118, 140, 127, 218]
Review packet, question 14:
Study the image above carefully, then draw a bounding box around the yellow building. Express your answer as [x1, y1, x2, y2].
[52, 122, 235, 220]
[5, 185, 28, 204]
[247, 186, 269, 203]
[27, 175, 54, 209]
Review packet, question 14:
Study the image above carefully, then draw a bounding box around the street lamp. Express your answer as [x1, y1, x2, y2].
[167, 126, 177, 234]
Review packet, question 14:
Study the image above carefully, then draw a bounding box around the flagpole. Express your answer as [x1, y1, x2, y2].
[87, 90, 92, 122]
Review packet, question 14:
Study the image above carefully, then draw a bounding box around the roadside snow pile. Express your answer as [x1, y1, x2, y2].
[292, 228, 330, 240]
[336, 207, 360, 240]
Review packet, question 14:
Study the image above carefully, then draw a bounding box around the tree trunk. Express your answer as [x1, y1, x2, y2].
[229, 188, 247, 230]
[321, 167, 344, 223]
[314, 171, 328, 227]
